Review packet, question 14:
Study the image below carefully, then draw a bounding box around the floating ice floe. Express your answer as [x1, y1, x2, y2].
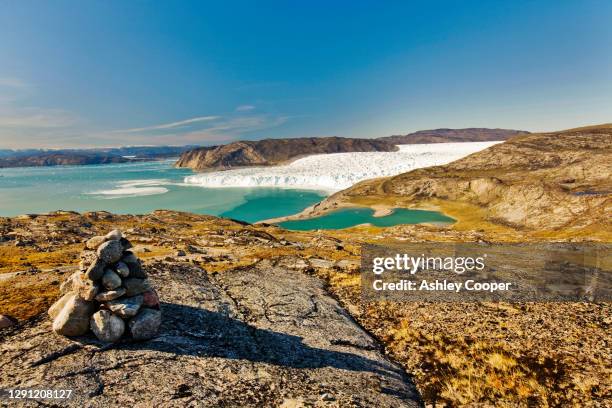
[88, 179, 170, 198]
[184, 141, 501, 192]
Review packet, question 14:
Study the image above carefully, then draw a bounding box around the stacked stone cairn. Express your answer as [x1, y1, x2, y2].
[48, 229, 161, 343]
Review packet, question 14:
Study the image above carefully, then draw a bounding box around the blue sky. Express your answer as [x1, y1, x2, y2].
[0, 1, 610, 148]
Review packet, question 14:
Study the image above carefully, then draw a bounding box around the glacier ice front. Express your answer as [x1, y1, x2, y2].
[184, 142, 500, 192]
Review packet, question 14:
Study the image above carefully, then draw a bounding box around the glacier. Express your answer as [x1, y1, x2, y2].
[183, 141, 500, 192]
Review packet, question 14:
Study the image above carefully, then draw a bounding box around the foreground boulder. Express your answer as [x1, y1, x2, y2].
[51, 294, 93, 336]
[48, 230, 161, 343]
[90, 310, 125, 343]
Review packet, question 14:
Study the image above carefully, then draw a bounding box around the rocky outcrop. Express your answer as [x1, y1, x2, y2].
[175, 137, 397, 171]
[378, 128, 528, 145]
[0, 210, 608, 406]
[1, 240, 421, 406]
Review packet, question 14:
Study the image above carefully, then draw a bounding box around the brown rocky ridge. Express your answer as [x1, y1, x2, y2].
[174, 136, 397, 171]
[378, 128, 528, 145]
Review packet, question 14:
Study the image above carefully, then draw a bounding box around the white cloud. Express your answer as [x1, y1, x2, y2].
[0, 77, 289, 148]
[112, 116, 220, 133]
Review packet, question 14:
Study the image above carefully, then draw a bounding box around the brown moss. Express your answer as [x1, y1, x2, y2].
[0, 271, 68, 320]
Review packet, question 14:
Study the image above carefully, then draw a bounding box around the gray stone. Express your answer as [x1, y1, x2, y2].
[122, 251, 139, 264]
[85, 257, 106, 281]
[106, 295, 143, 318]
[95, 288, 126, 302]
[74, 278, 100, 301]
[129, 309, 161, 340]
[0, 314, 15, 329]
[124, 278, 151, 296]
[102, 269, 122, 290]
[97, 240, 124, 264]
[85, 235, 107, 250]
[115, 261, 130, 278]
[122, 252, 146, 278]
[79, 250, 97, 271]
[59, 272, 81, 295]
[90, 310, 125, 343]
[120, 237, 133, 250]
[48, 292, 73, 320]
[52, 294, 94, 336]
[105, 229, 123, 241]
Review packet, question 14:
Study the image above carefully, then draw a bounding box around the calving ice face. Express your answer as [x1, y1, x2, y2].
[371, 253, 487, 275]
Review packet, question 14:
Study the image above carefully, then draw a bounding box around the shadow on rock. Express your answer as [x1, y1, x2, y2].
[85, 302, 404, 381]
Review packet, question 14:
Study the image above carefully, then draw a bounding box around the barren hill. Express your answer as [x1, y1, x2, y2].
[175, 137, 396, 171]
[378, 128, 528, 145]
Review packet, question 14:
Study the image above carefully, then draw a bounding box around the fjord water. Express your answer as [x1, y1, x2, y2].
[0, 160, 325, 222]
[0, 160, 453, 228]
[278, 208, 454, 230]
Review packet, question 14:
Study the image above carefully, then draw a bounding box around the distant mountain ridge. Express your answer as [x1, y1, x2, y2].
[0, 153, 129, 168]
[378, 128, 529, 144]
[175, 128, 527, 171]
[0, 146, 197, 168]
[1, 128, 528, 169]
[175, 137, 396, 171]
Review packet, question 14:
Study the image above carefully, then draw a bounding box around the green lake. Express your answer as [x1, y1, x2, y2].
[277, 207, 454, 230]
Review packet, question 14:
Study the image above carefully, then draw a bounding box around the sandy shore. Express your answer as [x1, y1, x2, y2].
[371, 206, 394, 217]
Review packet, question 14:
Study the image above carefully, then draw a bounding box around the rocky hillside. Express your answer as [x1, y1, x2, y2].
[378, 128, 528, 145]
[175, 137, 397, 171]
[0, 210, 609, 406]
[0, 153, 129, 168]
[303, 124, 611, 237]
[0, 211, 420, 407]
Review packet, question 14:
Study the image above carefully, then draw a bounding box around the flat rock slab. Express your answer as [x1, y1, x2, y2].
[0, 261, 421, 407]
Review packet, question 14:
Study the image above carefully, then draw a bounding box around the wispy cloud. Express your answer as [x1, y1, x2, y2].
[0, 77, 289, 148]
[112, 115, 220, 133]
[107, 114, 289, 145]
[0, 107, 77, 128]
[0, 77, 30, 89]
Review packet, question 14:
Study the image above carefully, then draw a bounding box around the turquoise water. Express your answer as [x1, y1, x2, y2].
[278, 207, 454, 230]
[0, 160, 325, 222]
[0, 161, 453, 229]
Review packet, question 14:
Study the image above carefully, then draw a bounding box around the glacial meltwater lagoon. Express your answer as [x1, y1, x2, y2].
[278, 208, 454, 230]
[0, 147, 463, 229]
[0, 160, 325, 223]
